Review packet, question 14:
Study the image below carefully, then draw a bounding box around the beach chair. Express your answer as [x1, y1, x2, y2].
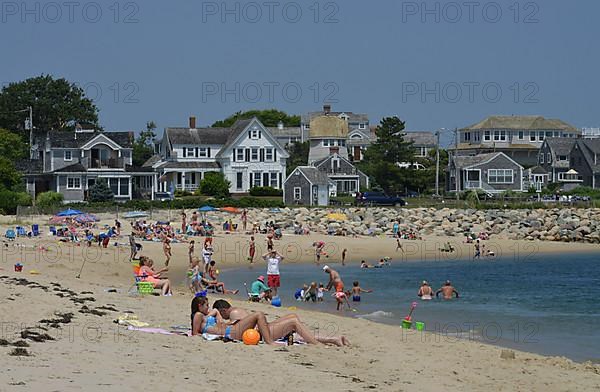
[32, 224, 40, 236]
[131, 262, 155, 295]
[49, 226, 57, 236]
[5, 229, 16, 240]
[15, 226, 27, 237]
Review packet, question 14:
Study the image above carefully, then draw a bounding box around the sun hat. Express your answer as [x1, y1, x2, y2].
[257, 275, 265, 282]
[422, 280, 428, 285]
[322, 265, 329, 271]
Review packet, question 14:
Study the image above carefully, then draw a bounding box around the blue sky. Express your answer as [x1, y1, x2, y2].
[1, 0, 598, 145]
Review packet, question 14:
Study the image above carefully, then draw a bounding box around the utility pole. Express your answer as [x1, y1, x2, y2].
[435, 130, 440, 197]
[26, 106, 33, 159]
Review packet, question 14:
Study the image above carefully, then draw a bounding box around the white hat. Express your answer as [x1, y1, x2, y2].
[322, 265, 329, 271]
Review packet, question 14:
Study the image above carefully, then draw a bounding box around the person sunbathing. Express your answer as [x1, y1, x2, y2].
[200, 276, 239, 295]
[191, 297, 350, 346]
[138, 256, 172, 296]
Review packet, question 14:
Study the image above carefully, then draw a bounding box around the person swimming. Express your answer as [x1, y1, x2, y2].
[417, 280, 433, 300]
[351, 281, 373, 302]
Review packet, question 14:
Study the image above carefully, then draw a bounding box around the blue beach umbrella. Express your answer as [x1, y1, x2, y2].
[57, 208, 84, 216]
[198, 206, 217, 212]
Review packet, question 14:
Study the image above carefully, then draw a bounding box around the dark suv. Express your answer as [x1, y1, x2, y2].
[360, 192, 406, 206]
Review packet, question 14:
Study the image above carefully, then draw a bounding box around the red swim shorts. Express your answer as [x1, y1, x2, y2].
[267, 274, 280, 288]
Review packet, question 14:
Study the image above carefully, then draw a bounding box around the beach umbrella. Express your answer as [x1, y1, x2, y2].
[327, 212, 347, 221]
[75, 214, 99, 223]
[123, 211, 149, 219]
[220, 206, 241, 214]
[198, 205, 217, 212]
[57, 208, 83, 216]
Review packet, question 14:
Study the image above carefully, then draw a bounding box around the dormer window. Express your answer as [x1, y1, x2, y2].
[358, 123, 366, 130]
[64, 151, 72, 161]
[198, 148, 208, 158]
[250, 129, 260, 139]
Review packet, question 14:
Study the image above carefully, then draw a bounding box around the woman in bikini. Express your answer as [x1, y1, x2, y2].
[138, 256, 172, 296]
[190, 297, 350, 346]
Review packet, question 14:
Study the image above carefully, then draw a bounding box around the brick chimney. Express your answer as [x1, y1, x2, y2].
[189, 116, 196, 129]
[323, 104, 331, 115]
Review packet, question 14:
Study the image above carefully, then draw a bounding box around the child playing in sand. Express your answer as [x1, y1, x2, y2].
[163, 235, 172, 266]
[341, 248, 347, 266]
[317, 283, 325, 302]
[188, 240, 195, 267]
[351, 281, 373, 302]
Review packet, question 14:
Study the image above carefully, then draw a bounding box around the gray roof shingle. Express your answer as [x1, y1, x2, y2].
[295, 166, 331, 185]
[47, 131, 133, 148]
[544, 138, 577, 155]
[403, 131, 436, 146]
[452, 153, 503, 169]
[165, 127, 232, 145]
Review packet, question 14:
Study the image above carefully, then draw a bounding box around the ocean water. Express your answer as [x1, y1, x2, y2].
[218, 253, 600, 362]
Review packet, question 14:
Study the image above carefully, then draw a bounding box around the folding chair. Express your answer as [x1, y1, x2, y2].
[5, 229, 16, 240]
[130, 262, 155, 295]
[32, 224, 40, 236]
[15, 226, 26, 237]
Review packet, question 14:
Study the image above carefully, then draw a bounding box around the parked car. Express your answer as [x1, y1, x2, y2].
[360, 192, 406, 206]
[154, 192, 173, 201]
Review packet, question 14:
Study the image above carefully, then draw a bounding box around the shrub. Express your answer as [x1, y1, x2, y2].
[248, 186, 283, 197]
[89, 180, 114, 202]
[174, 189, 193, 197]
[197, 172, 230, 198]
[36, 191, 64, 209]
[0, 190, 32, 214]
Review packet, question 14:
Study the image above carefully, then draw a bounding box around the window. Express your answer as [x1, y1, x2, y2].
[518, 131, 524, 140]
[530, 132, 536, 142]
[236, 149, 244, 161]
[418, 147, 427, 157]
[303, 124, 310, 130]
[464, 132, 471, 142]
[67, 177, 81, 189]
[483, 131, 491, 141]
[488, 169, 513, 184]
[358, 123, 366, 130]
[474, 132, 480, 142]
[198, 148, 208, 158]
[120, 178, 128, 196]
[236, 172, 243, 190]
[323, 139, 331, 147]
[547, 153, 551, 163]
[265, 148, 273, 161]
[339, 139, 346, 147]
[64, 151, 72, 161]
[540, 153, 544, 164]
[250, 129, 260, 139]
[187, 148, 195, 157]
[270, 172, 278, 188]
[538, 131, 545, 141]
[546, 131, 553, 138]
[253, 171, 262, 187]
[293, 187, 301, 200]
[107, 178, 129, 196]
[351, 134, 362, 139]
[251, 148, 259, 161]
[554, 131, 560, 137]
[493, 130, 506, 141]
[558, 155, 568, 161]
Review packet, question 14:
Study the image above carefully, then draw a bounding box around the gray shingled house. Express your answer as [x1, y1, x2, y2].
[569, 139, 600, 188]
[311, 153, 369, 196]
[538, 138, 577, 184]
[447, 152, 524, 194]
[283, 166, 334, 206]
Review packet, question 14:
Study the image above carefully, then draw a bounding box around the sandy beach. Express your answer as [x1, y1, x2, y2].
[1, 215, 599, 391]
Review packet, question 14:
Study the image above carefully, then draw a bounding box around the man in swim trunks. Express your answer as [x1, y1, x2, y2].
[417, 281, 433, 300]
[436, 280, 459, 299]
[323, 265, 344, 293]
[212, 299, 250, 322]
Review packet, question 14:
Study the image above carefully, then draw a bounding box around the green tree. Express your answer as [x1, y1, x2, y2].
[0, 75, 99, 133]
[359, 117, 415, 195]
[197, 172, 230, 198]
[89, 179, 114, 202]
[285, 140, 309, 175]
[0, 158, 23, 191]
[212, 109, 300, 128]
[132, 121, 157, 166]
[0, 128, 28, 161]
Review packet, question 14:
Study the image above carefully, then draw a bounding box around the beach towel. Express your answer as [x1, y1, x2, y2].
[115, 314, 150, 328]
[127, 326, 190, 336]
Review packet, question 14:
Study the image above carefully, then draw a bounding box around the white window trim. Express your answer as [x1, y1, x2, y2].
[250, 129, 260, 139]
[64, 151, 72, 161]
[547, 153, 551, 163]
[198, 148, 208, 158]
[236, 149, 244, 161]
[250, 148, 259, 162]
[488, 169, 514, 184]
[358, 123, 366, 130]
[269, 172, 278, 188]
[540, 154, 544, 164]
[67, 177, 81, 189]
[265, 148, 273, 161]
[483, 131, 491, 141]
[293, 187, 302, 200]
[517, 131, 524, 140]
[253, 171, 262, 187]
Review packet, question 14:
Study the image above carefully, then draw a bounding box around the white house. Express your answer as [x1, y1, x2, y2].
[153, 117, 289, 194]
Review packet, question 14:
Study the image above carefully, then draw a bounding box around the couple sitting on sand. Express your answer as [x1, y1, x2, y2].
[191, 298, 350, 346]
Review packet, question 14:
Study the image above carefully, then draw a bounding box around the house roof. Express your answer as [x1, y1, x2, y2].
[403, 131, 435, 146]
[267, 127, 302, 138]
[302, 111, 368, 124]
[575, 139, 600, 173]
[543, 138, 577, 156]
[528, 165, 548, 174]
[290, 166, 332, 185]
[54, 163, 87, 173]
[165, 127, 231, 145]
[309, 115, 349, 138]
[125, 165, 155, 173]
[453, 152, 523, 169]
[142, 154, 162, 167]
[462, 116, 579, 133]
[14, 159, 43, 174]
[47, 131, 133, 148]
[155, 161, 221, 170]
